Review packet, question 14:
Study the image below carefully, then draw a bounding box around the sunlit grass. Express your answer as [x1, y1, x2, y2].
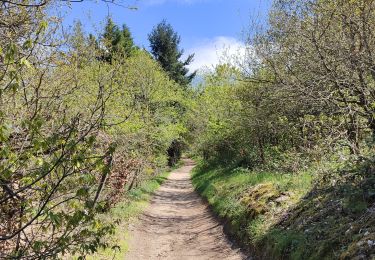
[191, 162, 313, 247]
[192, 159, 375, 259]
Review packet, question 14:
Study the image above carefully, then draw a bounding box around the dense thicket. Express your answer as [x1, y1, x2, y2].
[190, 1, 375, 258]
[192, 0, 375, 170]
[0, 1, 187, 258]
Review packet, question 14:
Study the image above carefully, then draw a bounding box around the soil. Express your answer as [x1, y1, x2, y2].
[125, 159, 246, 260]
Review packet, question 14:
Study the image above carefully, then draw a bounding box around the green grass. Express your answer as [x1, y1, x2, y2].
[86, 171, 170, 260]
[192, 164, 312, 216]
[191, 163, 313, 244]
[191, 160, 375, 259]
[191, 162, 314, 257]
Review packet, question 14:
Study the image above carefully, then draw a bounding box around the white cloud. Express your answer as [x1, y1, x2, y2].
[184, 36, 248, 72]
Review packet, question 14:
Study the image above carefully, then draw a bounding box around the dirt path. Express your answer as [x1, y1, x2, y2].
[126, 159, 246, 260]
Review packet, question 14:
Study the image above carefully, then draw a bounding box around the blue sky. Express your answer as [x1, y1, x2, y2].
[61, 0, 271, 71]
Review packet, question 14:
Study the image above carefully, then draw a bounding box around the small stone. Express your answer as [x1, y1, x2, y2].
[367, 240, 374, 247]
[364, 231, 370, 236]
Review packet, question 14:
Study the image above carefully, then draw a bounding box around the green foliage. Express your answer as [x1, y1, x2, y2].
[0, 4, 189, 258]
[189, 0, 375, 170]
[148, 20, 196, 165]
[192, 158, 375, 259]
[148, 20, 196, 87]
[191, 160, 312, 244]
[187, 65, 245, 165]
[3, 0, 375, 259]
[189, 0, 375, 259]
[102, 17, 136, 61]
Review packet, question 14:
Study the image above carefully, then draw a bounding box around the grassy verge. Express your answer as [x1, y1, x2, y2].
[191, 164, 313, 244]
[192, 161, 375, 259]
[86, 171, 171, 260]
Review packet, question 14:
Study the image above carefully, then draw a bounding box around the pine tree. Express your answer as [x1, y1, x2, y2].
[103, 17, 119, 54]
[102, 17, 135, 61]
[148, 20, 196, 87]
[88, 33, 99, 50]
[118, 24, 135, 57]
[71, 20, 85, 52]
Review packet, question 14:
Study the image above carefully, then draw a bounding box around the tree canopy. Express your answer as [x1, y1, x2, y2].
[148, 20, 196, 87]
[102, 17, 135, 61]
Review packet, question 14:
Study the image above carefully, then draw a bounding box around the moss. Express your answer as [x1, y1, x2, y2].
[240, 182, 281, 219]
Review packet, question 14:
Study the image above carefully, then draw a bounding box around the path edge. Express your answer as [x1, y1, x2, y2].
[189, 163, 253, 260]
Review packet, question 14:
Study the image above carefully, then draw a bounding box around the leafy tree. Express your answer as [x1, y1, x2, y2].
[0, 3, 116, 256]
[0, 2, 188, 258]
[148, 20, 196, 165]
[88, 33, 98, 48]
[250, 0, 375, 155]
[192, 0, 375, 172]
[188, 65, 244, 165]
[148, 20, 196, 87]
